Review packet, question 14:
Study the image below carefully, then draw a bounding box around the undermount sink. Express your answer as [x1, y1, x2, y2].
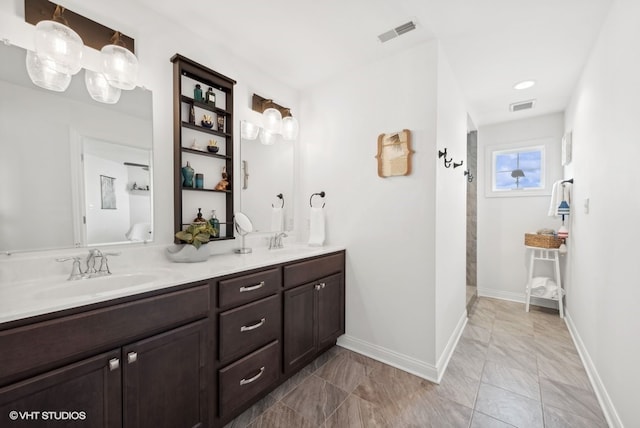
[32, 269, 182, 300]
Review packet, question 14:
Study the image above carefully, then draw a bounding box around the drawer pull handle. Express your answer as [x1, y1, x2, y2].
[240, 318, 266, 332]
[108, 358, 120, 371]
[127, 352, 138, 364]
[240, 281, 265, 293]
[240, 366, 265, 386]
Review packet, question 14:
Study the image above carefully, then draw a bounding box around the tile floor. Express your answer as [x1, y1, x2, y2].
[224, 297, 608, 427]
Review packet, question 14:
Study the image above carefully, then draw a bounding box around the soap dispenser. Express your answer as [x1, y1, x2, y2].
[209, 210, 220, 238]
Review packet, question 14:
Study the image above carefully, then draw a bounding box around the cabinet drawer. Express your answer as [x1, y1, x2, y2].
[219, 268, 281, 309]
[219, 340, 280, 418]
[0, 284, 209, 386]
[284, 252, 344, 289]
[219, 294, 281, 363]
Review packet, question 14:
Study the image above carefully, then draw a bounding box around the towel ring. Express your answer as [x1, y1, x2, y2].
[310, 191, 326, 208]
[272, 193, 285, 208]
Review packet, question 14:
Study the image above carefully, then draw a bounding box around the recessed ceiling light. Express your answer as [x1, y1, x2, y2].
[513, 80, 536, 90]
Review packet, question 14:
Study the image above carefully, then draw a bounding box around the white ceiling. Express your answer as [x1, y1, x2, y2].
[64, 0, 614, 126]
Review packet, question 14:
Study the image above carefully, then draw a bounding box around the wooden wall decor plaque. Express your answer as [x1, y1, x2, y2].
[375, 129, 414, 177]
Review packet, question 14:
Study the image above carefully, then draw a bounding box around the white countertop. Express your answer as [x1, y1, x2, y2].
[0, 243, 345, 325]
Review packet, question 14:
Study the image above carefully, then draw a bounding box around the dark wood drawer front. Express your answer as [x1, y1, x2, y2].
[219, 294, 281, 363]
[284, 252, 344, 289]
[219, 268, 281, 309]
[0, 284, 210, 386]
[219, 340, 280, 418]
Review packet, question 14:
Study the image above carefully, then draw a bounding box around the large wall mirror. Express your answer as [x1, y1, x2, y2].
[0, 43, 154, 253]
[240, 121, 294, 233]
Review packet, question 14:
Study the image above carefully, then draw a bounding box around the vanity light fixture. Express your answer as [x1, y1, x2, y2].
[100, 32, 139, 90]
[24, 0, 138, 101]
[240, 120, 260, 140]
[251, 94, 299, 142]
[33, 5, 83, 76]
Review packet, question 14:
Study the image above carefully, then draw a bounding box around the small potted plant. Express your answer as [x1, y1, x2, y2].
[166, 221, 216, 262]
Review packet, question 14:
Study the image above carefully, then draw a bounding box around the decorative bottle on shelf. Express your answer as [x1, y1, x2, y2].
[194, 84, 203, 102]
[195, 173, 204, 189]
[194, 208, 205, 223]
[209, 210, 220, 238]
[206, 87, 216, 106]
[189, 106, 195, 124]
[182, 161, 194, 188]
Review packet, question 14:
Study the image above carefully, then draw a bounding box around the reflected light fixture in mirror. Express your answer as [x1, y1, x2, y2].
[85, 69, 121, 103]
[33, 6, 83, 76]
[25, 49, 71, 91]
[241, 120, 260, 140]
[259, 128, 277, 145]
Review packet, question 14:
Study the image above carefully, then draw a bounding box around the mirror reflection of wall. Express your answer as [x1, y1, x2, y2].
[0, 42, 153, 253]
[81, 138, 152, 246]
[240, 121, 294, 233]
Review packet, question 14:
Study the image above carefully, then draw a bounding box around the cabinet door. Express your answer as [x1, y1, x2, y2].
[0, 350, 121, 428]
[123, 320, 207, 428]
[283, 283, 317, 374]
[317, 273, 345, 350]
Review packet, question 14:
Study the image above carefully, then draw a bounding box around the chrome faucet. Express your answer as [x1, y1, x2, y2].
[269, 232, 288, 250]
[57, 249, 120, 280]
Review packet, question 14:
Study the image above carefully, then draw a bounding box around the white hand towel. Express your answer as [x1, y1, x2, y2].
[271, 207, 283, 232]
[548, 180, 561, 216]
[308, 207, 325, 247]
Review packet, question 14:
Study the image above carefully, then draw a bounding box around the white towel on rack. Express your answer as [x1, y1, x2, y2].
[308, 207, 325, 247]
[548, 180, 572, 217]
[271, 207, 283, 232]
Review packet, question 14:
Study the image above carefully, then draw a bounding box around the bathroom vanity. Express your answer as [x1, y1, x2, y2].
[0, 248, 345, 427]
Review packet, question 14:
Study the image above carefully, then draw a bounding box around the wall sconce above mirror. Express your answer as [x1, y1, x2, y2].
[248, 94, 299, 142]
[24, 0, 138, 103]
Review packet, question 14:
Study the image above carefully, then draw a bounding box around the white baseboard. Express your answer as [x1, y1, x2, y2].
[337, 310, 468, 384]
[435, 311, 468, 383]
[565, 310, 623, 428]
[477, 286, 558, 310]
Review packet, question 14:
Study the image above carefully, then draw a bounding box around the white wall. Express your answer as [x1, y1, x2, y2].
[477, 113, 564, 300]
[300, 40, 467, 379]
[434, 46, 469, 362]
[564, 0, 640, 425]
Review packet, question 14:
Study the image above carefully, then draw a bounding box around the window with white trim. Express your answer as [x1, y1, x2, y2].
[492, 145, 545, 192]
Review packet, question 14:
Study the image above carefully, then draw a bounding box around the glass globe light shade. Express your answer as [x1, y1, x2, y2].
[262, 108, 282, 134]
[101, 44, 139, 90]
[25, 50, 71, 92]
[240, 120, 260, 140]
[85, 69, 121, 104]
[282, 116, 299, 141]
[259, 128, 278, 146]
[34, 20, 83, 75]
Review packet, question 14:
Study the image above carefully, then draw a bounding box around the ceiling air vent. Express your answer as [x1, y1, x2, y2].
[510, 99, 536, 112]
[378, 20, 417, 43]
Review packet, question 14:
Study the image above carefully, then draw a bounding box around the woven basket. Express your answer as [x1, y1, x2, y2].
[524, 233, 562, 248]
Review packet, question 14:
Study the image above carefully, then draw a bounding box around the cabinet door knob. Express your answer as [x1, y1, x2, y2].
[320, 282, 326, 289]
[240, 281, 265, 292]
[315, 284, 321, 291]
[108, 358, 120, 371]
[127, 352, 138, 364]
[240, 366, 265, 386]
[240, 318, 266, 332]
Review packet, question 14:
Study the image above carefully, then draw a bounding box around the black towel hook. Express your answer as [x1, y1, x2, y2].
[272, 193, 284, 208]
[310, 191, 326, 208]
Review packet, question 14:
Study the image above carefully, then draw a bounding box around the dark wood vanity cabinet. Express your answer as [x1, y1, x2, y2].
[0, 284, 210, 428]
[0, 250, 345, 428]
[284, 272, 345, 374]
